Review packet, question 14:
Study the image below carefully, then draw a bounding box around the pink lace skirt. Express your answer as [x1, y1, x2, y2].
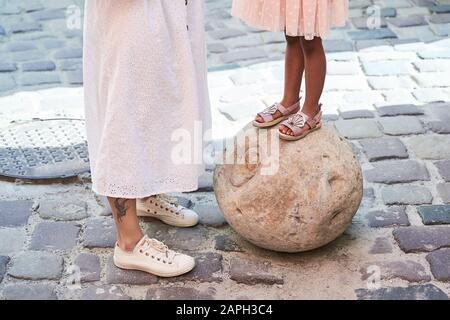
[232, 0, 349, 40]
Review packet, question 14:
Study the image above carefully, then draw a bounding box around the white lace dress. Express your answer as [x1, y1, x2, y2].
[83, 0, 211, 198]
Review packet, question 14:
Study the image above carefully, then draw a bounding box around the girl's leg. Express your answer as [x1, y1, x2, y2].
[256, 34, 304, 123]
[280, 36, 326, 135]
[108, 197, 144, 251]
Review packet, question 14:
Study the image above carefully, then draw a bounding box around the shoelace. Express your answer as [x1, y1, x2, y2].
[155, 194, 184, 216]
[142, 238, 176, 261]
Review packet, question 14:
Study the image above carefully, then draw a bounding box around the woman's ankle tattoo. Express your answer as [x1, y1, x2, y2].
[114, 198, 128, 221]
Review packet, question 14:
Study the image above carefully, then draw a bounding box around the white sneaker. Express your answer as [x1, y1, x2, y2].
[136, 195, 199, 227]
[113, 235, 195, 277]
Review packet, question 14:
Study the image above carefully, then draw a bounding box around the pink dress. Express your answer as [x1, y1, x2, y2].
[232, 0, 349, 40]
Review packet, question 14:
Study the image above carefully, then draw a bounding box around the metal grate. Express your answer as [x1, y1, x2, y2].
[0, 119, 90, 180]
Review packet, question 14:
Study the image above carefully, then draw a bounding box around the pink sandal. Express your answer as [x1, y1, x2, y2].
[253, 99, 301, 128]
[278, 105, 323, 141]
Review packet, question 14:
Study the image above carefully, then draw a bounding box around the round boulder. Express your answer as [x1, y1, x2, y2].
[213, 124, 363, 252]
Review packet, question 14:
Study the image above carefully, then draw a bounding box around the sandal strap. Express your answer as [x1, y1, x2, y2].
[257, 99, 301, 123]
[281, 104, 323, 137]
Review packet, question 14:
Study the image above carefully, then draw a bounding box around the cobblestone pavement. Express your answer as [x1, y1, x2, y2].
[1, 0, 450, 300]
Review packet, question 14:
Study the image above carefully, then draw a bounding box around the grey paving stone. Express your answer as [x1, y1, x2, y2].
[352, 17, 387, 29]
[145, 220, 207, 251]
[8, 251, 63, 280]
[220, 49, 267, 64]
[29, 8, 66, 21]
[0, 200, 33, 227]
[81, 285, 131, 300]
[426, 248, 450, 281]
[198, 170, 214, 191]
[360, 137, 408, 162]
[58, 58, 82, 71]
[360, 260, 431, 282]
[53, 48, 83, 59]
[66, 70, 83, 84]
[418, 205, 450, 225]
[334, 119, 383, 139]
[408, 135, 450, 160]
[348, 28, 397, 40]
[418, 50, 450, 59]
[3, 283, 57, 300]
[208, 43, 228, 54]
[364, 160, 430, 184]
[427, 119, 450, 133]
[0, 62, 17, 72]
[0, 228, 26, 255]
[74, 253, 101, 282]
[215, 235, 243, 252]
[429, 13, 450, 24]
[10, 22, 42, 33]
[12, 50, 45, 62]
[30, 221, 80, 251]
[193, 201, 227, 227]
[437, 183, 450, 203]
[323, 40, 354, 52]
[42, 38, 65, 49]
[366, 206, 410, 227]
[146, 287, 214, 300]
[394, 226, 450, 252]
[167, 252, 223, 283]
[20, 72, 60, 86]
[210, 28, 246, 40]
[387, 15, 427, 27]
[369, 237, 393, 254]
[83, 217, 117, 248]
[435, 160, 450, 182]
[0, 74, 16, 91]
[106, 256, 158, 285]
[431, 5, 450, 13]
[377, 104, 424, 116]
[340, 110, 375, 119]
[230, 258, 284, 285]
[37, 200, 88, 221]
[379, 116, 425, 135]
[363, 61, 413, 76]
[0, 256, 10, 283]
[381, 185, 433, 205]
[22, 60, 56, 72]
[7, 41, 37, 52]
[356, 284, 448, 300]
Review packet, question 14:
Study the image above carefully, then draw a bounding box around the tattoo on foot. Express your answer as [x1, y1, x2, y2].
[114, 198, 128, 221]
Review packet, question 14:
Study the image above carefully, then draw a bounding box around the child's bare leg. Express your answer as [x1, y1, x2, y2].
[108, 197, 144, 251]
[256, 34, 304, 123]
[280, 37, 326, 136]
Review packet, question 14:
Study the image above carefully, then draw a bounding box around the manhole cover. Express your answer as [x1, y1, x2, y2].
[0, 119, 90, 180]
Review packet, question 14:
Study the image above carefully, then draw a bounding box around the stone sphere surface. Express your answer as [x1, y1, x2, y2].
[213, 125, 363, 253]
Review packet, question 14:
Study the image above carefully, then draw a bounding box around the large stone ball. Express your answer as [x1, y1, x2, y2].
[213, 124, 363, 253]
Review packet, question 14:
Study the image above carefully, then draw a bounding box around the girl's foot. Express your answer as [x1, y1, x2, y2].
[114, 235, 195, 277]
[278, 104, 323, 141]
[137, 194, 199, 227]
[253, 99, 301, 128]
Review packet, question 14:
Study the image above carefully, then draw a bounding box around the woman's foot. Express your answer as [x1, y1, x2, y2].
[253, 98, 301, 128]
[114, 235, 195, 277]
[136, 194, 199, 227]
[278, 104, 323, 141]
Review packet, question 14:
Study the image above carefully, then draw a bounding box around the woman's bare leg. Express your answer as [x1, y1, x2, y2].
[108, 197, 143, 251]
[256, 34, 305, 123]
[280, 36, 326, 135]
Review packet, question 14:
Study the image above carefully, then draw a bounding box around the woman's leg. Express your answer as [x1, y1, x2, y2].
[256, 34, 304, 123]
[280, 36, 326, 135]
[108, 197, 144, 251]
